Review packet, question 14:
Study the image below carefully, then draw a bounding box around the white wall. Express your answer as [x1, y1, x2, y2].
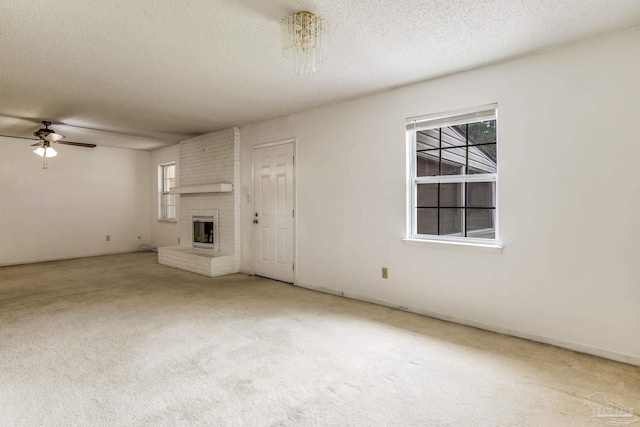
[0, 138, 150, 265]
[149, 144, 180, 248]
[240, 29, 640, 364]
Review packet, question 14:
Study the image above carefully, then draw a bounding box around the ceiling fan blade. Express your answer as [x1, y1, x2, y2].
[0, 134, 40, 141]
[56, 140, 97, 148]
[31, 142, 42, 146]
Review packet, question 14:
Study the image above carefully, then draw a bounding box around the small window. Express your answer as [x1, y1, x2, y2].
[159, 162, 176, 220]
[407, 104, 498, 243]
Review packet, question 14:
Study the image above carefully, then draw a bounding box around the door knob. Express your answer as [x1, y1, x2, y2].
[253, 219, 259, 224]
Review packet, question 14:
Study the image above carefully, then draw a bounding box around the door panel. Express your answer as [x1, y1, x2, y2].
[261, 176, 270, 216]
[260, 228, 270, 261]
[277, 174, 286, 216]
[277, 228, 286, 265]
[254, 142, 295, 282]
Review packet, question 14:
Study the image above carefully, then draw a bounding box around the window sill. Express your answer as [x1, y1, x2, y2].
[157, 219, 177, 223]
[402, 238, 503, 254]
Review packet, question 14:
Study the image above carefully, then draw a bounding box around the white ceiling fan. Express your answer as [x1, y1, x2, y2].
[0, 120, 96, 169]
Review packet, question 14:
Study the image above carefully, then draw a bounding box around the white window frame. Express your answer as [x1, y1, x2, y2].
[406, 104, 500, 246]
[158, 162, 177, 221]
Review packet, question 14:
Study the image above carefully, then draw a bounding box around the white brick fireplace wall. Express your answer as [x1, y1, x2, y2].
[158, 128, 240, 277]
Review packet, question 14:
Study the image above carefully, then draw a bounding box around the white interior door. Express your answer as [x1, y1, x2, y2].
[253, 142, 295, 283]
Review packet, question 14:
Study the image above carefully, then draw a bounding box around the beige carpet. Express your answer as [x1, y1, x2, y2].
[0, 253, 638, 426]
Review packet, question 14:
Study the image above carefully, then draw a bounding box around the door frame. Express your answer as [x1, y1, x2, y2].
[251, 138, 297, 283]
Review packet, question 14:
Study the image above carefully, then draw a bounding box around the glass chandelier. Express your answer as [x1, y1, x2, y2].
[281, 11, 328, 76]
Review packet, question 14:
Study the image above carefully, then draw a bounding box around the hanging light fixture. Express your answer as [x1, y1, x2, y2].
[32, 122, 62, 169]
[281, 11, 328, 76]
[33, 141, 57, 169]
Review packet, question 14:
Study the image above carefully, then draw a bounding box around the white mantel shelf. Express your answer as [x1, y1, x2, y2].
[170, 183, 233, 194]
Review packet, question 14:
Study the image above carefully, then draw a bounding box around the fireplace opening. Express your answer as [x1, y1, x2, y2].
[192, 216, 215, 250]
[194, 220, 214, 243]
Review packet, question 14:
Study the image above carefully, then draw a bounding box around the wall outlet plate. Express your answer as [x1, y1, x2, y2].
[382, 267, 388, 279]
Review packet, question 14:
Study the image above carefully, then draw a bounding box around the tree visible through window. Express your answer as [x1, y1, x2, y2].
[159, 163, 176, 220]
[407, 105, 498, 242]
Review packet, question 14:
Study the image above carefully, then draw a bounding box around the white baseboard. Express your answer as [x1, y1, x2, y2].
[294, 281, 640, 367]
[0, 250, 147, 268]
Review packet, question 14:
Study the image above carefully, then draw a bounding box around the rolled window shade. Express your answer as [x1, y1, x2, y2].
[406, 103, 497, 131]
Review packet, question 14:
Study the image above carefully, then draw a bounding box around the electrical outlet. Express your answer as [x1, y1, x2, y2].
[382, 268, 388, 279]
[106, 235, 110, 242]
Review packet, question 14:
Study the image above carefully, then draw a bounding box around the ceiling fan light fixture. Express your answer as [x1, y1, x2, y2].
[281, 11, 328, 76]
[0, 120, 96, 169]
[33, 144, 57, 158]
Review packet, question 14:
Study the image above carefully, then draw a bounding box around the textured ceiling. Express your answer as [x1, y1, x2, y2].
[1, 0, 640, 149]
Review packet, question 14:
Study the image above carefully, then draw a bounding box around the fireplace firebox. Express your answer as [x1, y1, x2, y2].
[192, 214, 217, 251]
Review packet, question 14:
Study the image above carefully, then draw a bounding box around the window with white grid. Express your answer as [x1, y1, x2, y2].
[159, 162, 176, 221]
[407, 104, 498, 243]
